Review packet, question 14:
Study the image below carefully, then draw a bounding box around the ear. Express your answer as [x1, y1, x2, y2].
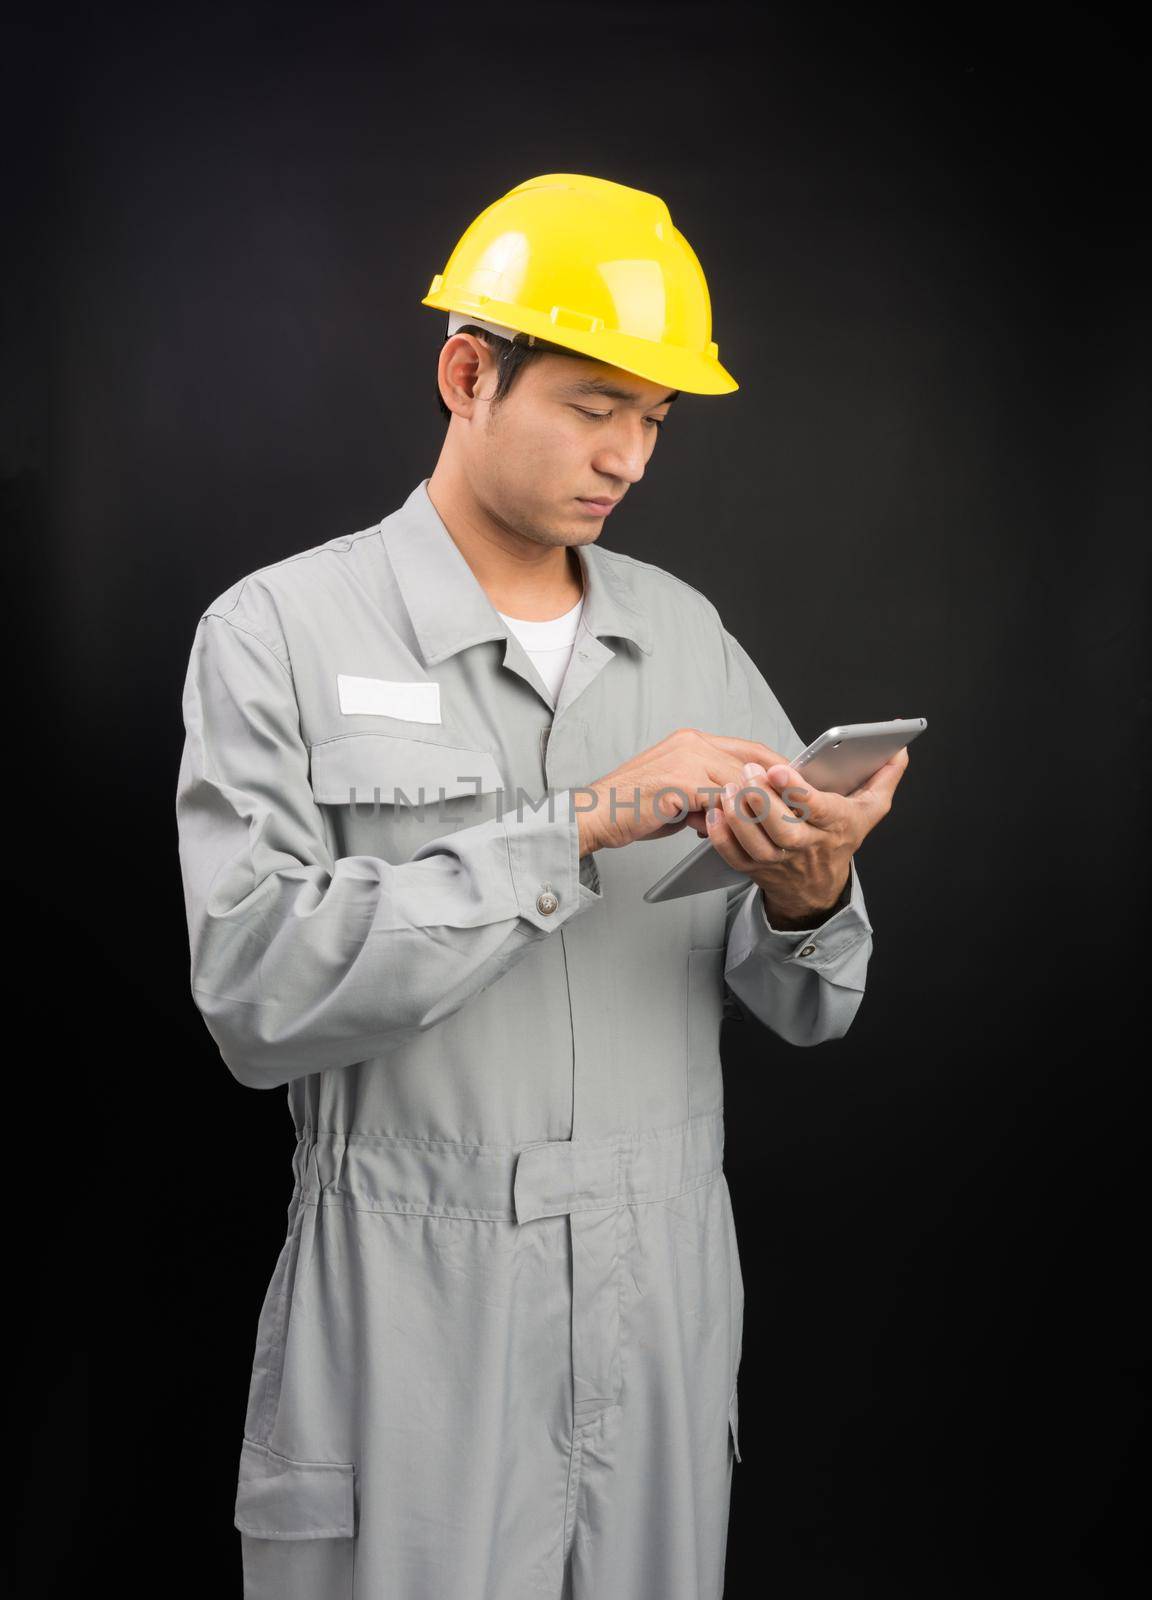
[438, 333, 493, 416]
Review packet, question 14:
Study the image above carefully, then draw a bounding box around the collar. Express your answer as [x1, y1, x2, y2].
[383, 478, 655, 667]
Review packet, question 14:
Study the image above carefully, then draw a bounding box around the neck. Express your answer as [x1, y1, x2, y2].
[425, 465, 585, 621]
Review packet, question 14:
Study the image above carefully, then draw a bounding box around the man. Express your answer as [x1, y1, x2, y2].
[176, 173, 908, 1599]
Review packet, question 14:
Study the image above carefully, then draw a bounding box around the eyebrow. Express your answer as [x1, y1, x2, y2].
[559, 378, 680, 408]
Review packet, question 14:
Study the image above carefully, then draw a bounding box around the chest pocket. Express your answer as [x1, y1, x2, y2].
[309, 733, 506, 862]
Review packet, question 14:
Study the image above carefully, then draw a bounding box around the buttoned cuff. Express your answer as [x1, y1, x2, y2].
[504, 786, 603, 933]
[726, 856, 872, 974]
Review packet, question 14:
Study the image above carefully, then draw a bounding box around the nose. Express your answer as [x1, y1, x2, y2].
[590, 426, 650, 487]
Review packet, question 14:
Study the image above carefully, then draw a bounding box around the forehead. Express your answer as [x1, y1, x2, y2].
[549, 361, 678, 408]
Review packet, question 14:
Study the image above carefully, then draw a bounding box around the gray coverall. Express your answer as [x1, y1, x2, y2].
[175, 478, 873, 1599]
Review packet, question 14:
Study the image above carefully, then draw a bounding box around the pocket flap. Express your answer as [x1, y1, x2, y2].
[234, 1438, 356, 1539]
[309, 734, 504, 805]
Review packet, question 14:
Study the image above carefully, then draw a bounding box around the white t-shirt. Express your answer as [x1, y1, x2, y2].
[496, 591, 585, 705]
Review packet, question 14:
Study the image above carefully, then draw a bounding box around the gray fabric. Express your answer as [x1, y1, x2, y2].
[176, 478, 873, 1598]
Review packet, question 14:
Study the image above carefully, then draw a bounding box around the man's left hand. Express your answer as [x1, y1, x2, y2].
[703, 744, 911, 931]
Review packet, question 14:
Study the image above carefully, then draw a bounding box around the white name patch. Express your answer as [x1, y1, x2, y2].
[336, 674, 442, 723]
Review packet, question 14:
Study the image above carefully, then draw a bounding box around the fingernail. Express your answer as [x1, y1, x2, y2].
[723, 781, 738, 799]
[707, 807, 719, 826]
[742, 762, 765, 780]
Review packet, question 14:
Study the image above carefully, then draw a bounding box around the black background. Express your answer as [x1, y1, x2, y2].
[4, 2, 1148, 1592]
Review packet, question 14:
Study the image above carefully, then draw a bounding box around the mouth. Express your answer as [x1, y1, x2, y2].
[576, 497, 620, 515]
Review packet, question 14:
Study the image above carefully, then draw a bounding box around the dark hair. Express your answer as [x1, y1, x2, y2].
[436, 324, 586, 421]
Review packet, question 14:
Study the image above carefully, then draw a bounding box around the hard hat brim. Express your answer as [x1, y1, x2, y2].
[423, 293, 738, 397]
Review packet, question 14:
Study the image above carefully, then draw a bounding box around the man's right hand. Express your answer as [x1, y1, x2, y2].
[576, 727, 791, 855]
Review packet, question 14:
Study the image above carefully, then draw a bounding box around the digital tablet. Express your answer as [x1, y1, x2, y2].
[642, 716, 927, 904]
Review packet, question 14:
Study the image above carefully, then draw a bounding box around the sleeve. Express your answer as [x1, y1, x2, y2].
[175, 610, 603, 1090]
[716, 626, 874, 1045]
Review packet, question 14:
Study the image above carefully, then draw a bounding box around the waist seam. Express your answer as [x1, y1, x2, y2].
[298, 1109, 723, 1157]
[294, 1163, 724, 1221]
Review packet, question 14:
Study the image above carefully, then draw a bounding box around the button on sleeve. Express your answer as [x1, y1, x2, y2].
[504, 787, 602, 933]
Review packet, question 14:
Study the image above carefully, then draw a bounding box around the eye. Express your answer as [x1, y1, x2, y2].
[573, 407, 665, 431]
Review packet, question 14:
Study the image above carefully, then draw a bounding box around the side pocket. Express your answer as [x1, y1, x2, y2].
[235, 1437, 356, 1597]
[243, 1194, 312, 1446]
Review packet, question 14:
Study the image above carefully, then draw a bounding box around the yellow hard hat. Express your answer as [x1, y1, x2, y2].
[421, 173, 738, 396]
